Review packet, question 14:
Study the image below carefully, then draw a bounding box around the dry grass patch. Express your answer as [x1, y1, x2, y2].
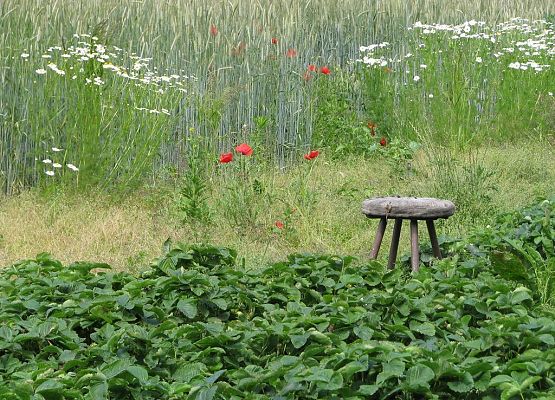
[1, 142, 553, 271]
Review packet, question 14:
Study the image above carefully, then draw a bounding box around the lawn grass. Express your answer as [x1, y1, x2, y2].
[1, 140, 553, 271]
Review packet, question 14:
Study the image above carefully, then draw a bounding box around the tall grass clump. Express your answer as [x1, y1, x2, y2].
[1, 0, 554, 193]
[356, 18, 555, 147]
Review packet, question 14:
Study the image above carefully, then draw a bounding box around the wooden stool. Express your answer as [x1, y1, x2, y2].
[361, 197, 455, 272]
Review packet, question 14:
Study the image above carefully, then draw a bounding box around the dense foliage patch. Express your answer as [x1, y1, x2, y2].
[1, 198, 554, 399]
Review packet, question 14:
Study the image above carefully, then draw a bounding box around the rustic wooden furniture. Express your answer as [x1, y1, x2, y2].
[362, 197, 455, 272]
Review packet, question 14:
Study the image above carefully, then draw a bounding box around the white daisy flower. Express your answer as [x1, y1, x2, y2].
[36, 69, 47, 75]
[67, 164, 79, 172]
[42, 159, 52, 164]
[45, 170, 55, 176]
[413, 75, 421, 82]
[52, 163, 62, 168]
[52, 147, 63, 152]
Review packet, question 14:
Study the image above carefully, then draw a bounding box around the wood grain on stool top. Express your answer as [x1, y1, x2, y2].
[362, 197, 455, 219]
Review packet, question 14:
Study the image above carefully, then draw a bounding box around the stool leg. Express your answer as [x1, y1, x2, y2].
[410, 219, 419, 272]
[370, 218, 387, 259]
[426, 219, 442, 259]
[387, 219, 402, 269]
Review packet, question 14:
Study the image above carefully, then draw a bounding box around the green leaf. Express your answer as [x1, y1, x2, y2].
[173, 362, 207, 383]
[489, 375, 515, 386]
[377, 359, 405, 384]
[340, 274, 364, 284]
[195, 385, 217, 400]
[305, 367, 334, 382]
[59, 350, 75, 363]
[163, 238, 172, 254]
[338, 361, 368, 380]
[22, 299, 40, 310]
[0, 326, 14, 341]
[5, 383, 33, 400]
[353, 325, 374, 340]
[206, 370, 225, 384]
[203, 322, 224, 335]
[102, 359, 129, 379]
[500, 384, 522, 400]
[290, 333, 309, 349]
[169, 383, 192, 396]
[88, 382, 108, 400]
[358, 385, 379, 396]
[538, 334, 555, 345]
[519, 375, 541, 391]
[177, 298, 198, 319]
[447, 372, 474, 393]
[509, 287, 533, 305]
[409, 321, 436, 336]
[317, 371, 344, 391]
[35, 379, 64, 393]
[308, 330, 332, 345]
[211, 298, 228, 310]
[127, 365, 148, 384]
[405, 364, 435, 390]
[490, 251, 532, 285]
[69, 261, 111, 274]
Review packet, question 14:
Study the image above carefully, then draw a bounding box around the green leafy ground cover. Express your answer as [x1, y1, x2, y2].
[1, 197, 554, 399]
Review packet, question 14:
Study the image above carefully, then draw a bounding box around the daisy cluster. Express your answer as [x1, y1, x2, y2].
[37, 147, 79, 177]
[358, 42, 391, 67]
[28, 34, 195, 115]
[357, 18, 555, 77]
[411, 20, 492, 41]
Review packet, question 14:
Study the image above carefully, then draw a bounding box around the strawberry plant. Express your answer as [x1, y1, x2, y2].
[1, 198, 555, 399]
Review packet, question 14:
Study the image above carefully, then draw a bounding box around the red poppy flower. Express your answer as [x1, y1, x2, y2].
[367, 121, 376, 136]
[235, 143, 253, 156]
[275, 220, 284, 229]
[286, 48, 297, 58]
[380, 137, 387, 146]
[320, 66, 331, 75]
[210, 24, 218, 37]
[219, 152, 233, 163]
[303, 150, 319, 160]
[271, 37, 278, 45]
[307, 64, 317, 72]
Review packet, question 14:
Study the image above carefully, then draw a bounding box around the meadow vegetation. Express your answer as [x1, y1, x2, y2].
[1, 0, 554, 191]
[0, 143, 554, 270]
[1, 0, 555, 397]
[1, 197, 555, 398]
[1, 0, 554, 268]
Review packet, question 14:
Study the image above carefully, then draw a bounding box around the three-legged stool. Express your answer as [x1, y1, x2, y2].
[362, 197, 455, 272]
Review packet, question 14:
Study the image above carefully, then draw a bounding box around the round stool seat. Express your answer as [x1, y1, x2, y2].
[361, 196, 456, 272]
[362, 197, 455, 219]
